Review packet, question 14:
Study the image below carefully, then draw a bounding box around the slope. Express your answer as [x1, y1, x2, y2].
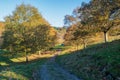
[56, 40, 120, 80]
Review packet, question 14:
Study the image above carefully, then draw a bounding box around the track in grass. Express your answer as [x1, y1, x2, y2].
[39, 56, 81, 80]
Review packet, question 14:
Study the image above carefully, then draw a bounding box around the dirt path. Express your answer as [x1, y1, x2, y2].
[38, 55, 82, 80]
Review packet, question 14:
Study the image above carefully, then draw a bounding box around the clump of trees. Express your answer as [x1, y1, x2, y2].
[2, 4, 57, 62]
[64, 0, 120, 48]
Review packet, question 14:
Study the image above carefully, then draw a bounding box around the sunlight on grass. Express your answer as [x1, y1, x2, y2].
[10, 53, 54, 63]
[11, 58, 26, 63]
[0, 51, 54, 80]
[59, 45, 83, 56]
[0, 57, 47, 80]
[0, 71, 28, 80]
[0, 62, 9, 66]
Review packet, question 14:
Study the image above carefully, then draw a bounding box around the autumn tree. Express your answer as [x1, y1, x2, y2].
[73, 23, 93, 49]
[63, 9, 81, 47]
[64, 15, 77, 28]
[110, 6, 120, 36]
[77, 0, 120, 43]
[33, 25, 57, 54]
[2, 4, 55, 62]
[64, 23, 78, 46]
[64, 5, 93, 49]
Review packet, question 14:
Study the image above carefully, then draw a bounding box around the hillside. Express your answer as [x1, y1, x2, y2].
[56, 39, 120, 80]
[55, 27, 66, 44]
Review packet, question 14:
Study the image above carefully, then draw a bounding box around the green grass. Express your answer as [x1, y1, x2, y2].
[56, 40, 120, 80]
[0, 39, 119, 80]
[0, 55, 47, 80]
[0, 49, 9, 54]
[0, 58, 47, 80]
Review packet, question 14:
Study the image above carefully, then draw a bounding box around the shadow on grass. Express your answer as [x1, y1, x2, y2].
[0, 39, 119, 80]
[0, 56, 13, 64]
[55, 39, 120, 80]
[0, 55, 48, 80]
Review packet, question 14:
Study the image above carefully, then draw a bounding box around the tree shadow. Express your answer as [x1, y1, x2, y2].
[0, 56, 48, 80]
[0, 56, 13, 64]
[0, 39, 119, 80]
[0, 56, 14, 71]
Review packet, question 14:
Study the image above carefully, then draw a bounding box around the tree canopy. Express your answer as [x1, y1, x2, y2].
[2, 4, 57, 62]
[64, 0, 120, 45]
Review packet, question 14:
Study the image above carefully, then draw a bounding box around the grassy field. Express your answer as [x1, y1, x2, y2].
[0, 51, 54, 80]
[0, 58, 47, 80]
[0, 33, 119, 80]
[56, 39, 120, 80]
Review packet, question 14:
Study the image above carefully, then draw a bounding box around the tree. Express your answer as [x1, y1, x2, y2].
[64, 6, 92, 48]
[64, 15, 76, 28]
[77, 0, 120, 43]
[33, 25, 57, 54]
[109, 8, 120, 36]
[2, 4, 51, 62]
[64, 3, 94, 48]
[73, 23, 91, 49]
[64, 23, 78, 46]
[12, 4, 49, 27]
[0, 22, 5, 47]
[110, 8, 120, 18]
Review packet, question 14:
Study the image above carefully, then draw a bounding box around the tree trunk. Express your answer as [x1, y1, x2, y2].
[9, 44, 12, 52]
[76, 43, 78, 51]
[38, 50, 41, 55]
[26, 54, 28, 63]
[83, 42, 86, 49]
[104, 32, 108, 43]
[83, 40, 86, 49]
[25, 49, 28, 63]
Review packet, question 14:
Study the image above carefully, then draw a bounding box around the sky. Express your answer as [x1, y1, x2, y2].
[0, 0, 90, 27]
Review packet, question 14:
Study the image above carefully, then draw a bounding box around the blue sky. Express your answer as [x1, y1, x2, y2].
[0, 0, 90, 27]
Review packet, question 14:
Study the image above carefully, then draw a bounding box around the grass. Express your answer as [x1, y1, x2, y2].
[0, 34, 119, 80]
[0, 58, 47, 80]
[0, 51, 53, 80]
[56, 39, 120, 80]
[0, 44, 69, 80]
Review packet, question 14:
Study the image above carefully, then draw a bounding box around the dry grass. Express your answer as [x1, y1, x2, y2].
[10, 53, 54, 64]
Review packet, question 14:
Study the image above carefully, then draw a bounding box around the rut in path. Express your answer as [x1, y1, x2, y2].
[38, 56, 82, 80]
